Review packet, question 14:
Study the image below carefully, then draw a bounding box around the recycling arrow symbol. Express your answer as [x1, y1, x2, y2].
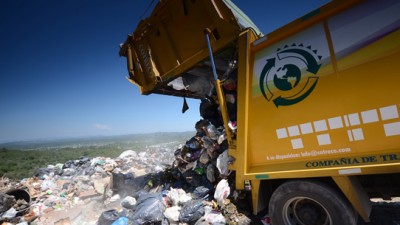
[259, 44, 321, 107]
[278, 47, 321, 74]
[272, 76, 319, 107]
[259, 58, 275, 101]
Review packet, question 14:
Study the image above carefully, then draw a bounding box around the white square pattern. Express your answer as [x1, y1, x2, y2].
[328, 117, 343, 130]
[291, 138, 304, 149]
[276, 128, 288, 139]
[384, 122, 400, 136]
[314, 120, 328, 132]
[348, 113, 360, 126]
[361, 109, 379, 124]
[380, 105, 399, 121]
[300, 123, 313, 134]
[288, 125, 300, 137]
[352, 128, 364, 141]
[275, 105, 398, 144]
[317, 134, 331, 145]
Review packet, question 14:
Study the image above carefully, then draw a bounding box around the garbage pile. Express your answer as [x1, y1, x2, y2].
[0, 74, 254, 224]
[0, 138, 250, 225]
[0, 145, 178, 225]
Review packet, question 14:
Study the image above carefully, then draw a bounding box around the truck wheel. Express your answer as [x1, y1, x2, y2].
[269, 180, 357, 225]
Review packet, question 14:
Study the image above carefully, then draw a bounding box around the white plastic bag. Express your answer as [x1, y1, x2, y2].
[121, 196, 137, 209]
[214, 179, 230, 206]
[168, 77, 187, 90]
[40, 179, 57, 191]
[164, 206, 181, 222]
[205, 211, 226, 224]
[216, 150, 229, 176]
[167, 188, 192, 206]
[1, 207, 17, 218]
[119, 150, 138, 158]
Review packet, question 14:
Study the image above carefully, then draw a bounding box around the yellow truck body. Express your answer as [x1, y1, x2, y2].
[120, 0, 400, 224]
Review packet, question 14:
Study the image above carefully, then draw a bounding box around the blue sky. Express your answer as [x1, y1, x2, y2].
[0, 0, 328, 143]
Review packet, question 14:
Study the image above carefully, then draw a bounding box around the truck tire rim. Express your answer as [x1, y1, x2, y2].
[282, 197, 332, 225]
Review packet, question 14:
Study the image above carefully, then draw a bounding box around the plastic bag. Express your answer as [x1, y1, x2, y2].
[179, 200, 204, 224]
[206, 164, 215, 183]
[206, 124, 220, 140]
[97, 209, 119, 225]
[216, 150, 229, 176]
[199, 151, 210, 164]
[214, 179, 230, 206]
[111, 217, 129, 225]
[113, 173, 151, 196]
[200, 98, 219, 121]
[121, 196, 136, 209]
[61, 168, 76, 176]
[0, 193, 15, 213]
[1, 207, 17, 219]
[35, 167, 52, 179]
[62, 160, 74, 169]
[129, 193, 166, 225]
[119, 150, 138, 158]
[193, 186, 210, 200]
[201, 136, 213, 149]
[168, 76, 187, 90]
[186, 137, 201, 150]
[16, 222, 29, 225]
[184, 75, 213, 96]
[164, 206, 181, 222]
[167, 188, 192, 206]
[204, 211, 226, 224]
[40, 179, 57, 191]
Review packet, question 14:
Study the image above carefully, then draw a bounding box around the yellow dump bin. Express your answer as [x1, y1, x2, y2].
[119, 0, 260, 95]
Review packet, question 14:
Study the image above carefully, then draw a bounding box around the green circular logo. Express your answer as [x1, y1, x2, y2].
[259, 44, 322, 107]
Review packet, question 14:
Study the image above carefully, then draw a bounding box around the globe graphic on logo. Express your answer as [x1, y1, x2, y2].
[273, 64, 301, 91]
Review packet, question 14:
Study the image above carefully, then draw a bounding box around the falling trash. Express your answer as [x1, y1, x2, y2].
[216, 150, 229, 176]
[182, 97, 189, 113]
[168, 76, 187, 90]
[214, 179, 230, 206]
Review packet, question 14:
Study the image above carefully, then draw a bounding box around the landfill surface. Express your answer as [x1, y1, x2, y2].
[1, 143, 400, 225]
[0, 121, 256, 225]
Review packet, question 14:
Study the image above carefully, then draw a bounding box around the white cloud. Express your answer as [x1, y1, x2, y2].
[93, 123, 111, 131]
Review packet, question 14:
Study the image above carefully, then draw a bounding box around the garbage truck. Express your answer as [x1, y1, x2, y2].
[119, 0, 400, 224]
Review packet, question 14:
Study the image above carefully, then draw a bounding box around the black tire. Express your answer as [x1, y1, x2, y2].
[269, 180, 357, 225]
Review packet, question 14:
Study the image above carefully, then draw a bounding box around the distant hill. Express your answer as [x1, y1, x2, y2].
[0, 131, 194, 150]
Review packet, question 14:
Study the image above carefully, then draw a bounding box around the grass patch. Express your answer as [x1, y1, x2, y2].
[0, 147, 125, 180]
[0, 132, 193, 180]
